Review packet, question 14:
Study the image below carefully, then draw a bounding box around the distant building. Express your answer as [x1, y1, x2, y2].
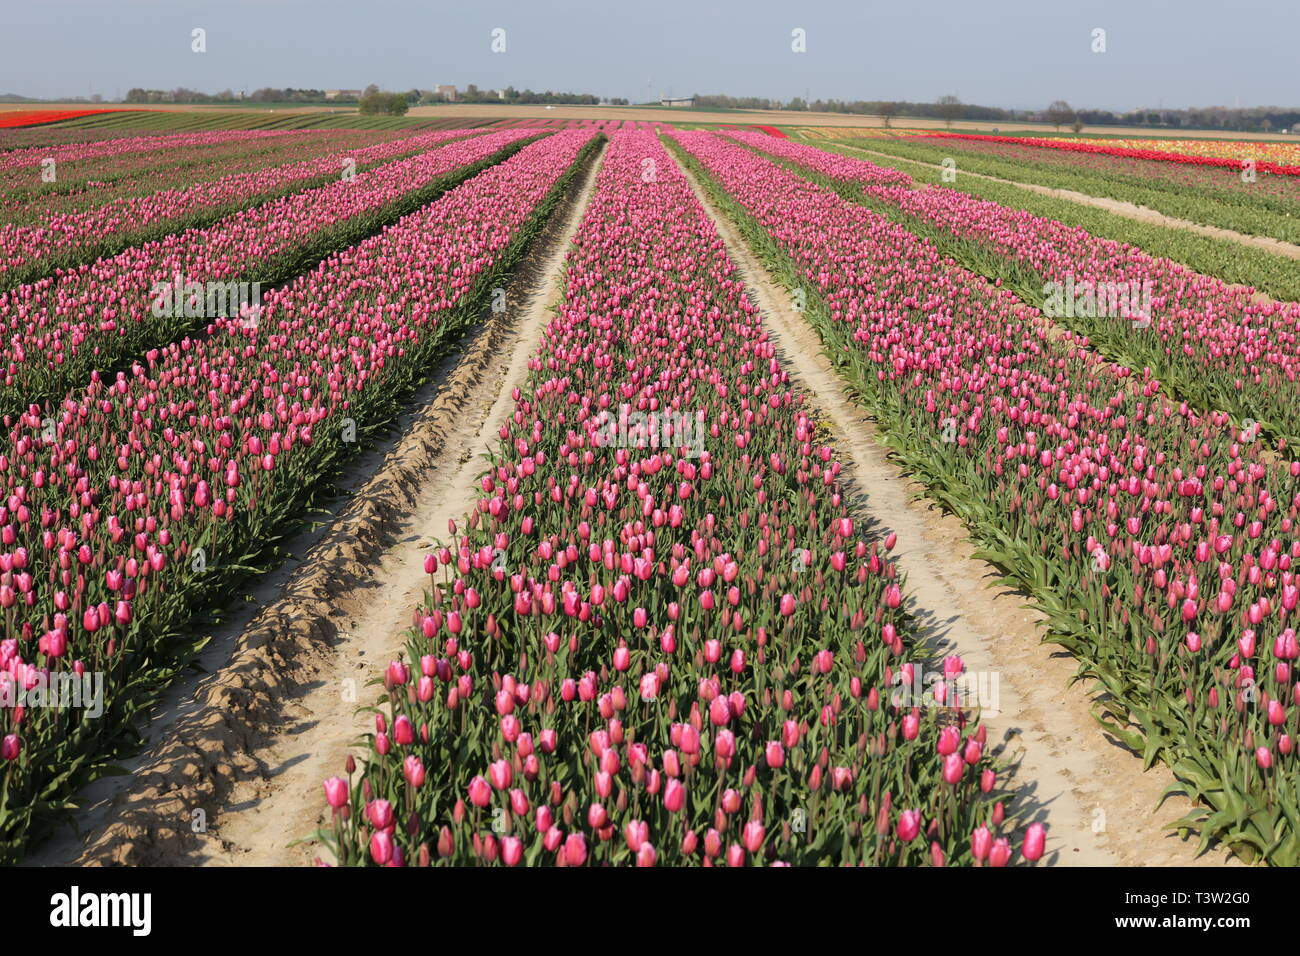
[435, 84, 457, 102]
[325, 89, 361, 100]
[660, 96, 695, 108]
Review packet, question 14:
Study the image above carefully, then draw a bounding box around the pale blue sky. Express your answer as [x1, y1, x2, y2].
[1, 0, 1293, 111]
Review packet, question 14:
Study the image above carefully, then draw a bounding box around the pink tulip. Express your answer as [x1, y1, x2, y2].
[501, 836, 523, 867]
[764, 741, 785, 768]
[367, 799, 393, 829]
[664, 778, 685, 813]
[1022, 822, 1046, 862]
[988, 838, 1012, 867]
[563, 832, 587, 866]
[897, 809, 921, 842]
[942, 753, 964, 784]
[323, 777, 349, 809]
[369, 830, 394, 865]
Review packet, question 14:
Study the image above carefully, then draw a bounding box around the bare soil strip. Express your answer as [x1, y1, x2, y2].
[838, 142, 1300, 264]
[674, 152, 1237, 867]
[26, 142, 606, 867]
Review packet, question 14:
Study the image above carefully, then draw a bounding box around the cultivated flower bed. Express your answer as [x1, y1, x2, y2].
[672, 129, 1300, 865]
[0, 129, 597, 861]
[318, 130, 1033, 867]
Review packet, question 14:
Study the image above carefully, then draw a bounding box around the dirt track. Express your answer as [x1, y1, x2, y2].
[675, 148, 1237, 867]
[25, 142, 606, 867]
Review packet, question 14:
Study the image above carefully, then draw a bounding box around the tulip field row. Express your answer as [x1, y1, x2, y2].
[666, 129, 1300, 864]
[1, 129, 408, 222]
[0, 109, 126, 131]
[0, 128, 305, 170]
[0, 128, 597, 861]
[919, 134, 1300, 209]
[0, 128, 486, 291]
[816, 139, 1300, 304]
[924, 132, 1300, 177]
[315, 130, 1043, 868]
[834, 134, 1300, 248]
[0, 128, 536, 418]
[725, 130, 1300, 456]
[1, 129, 322, 192]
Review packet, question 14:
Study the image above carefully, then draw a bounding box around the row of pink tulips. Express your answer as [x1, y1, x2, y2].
[1, 128, 344, 194]
[317, 130, 1040, 867]
[0, 129, 597, 861]
[0, 128, 533, 414]
[923, 132, 1300, 177]
[1, 129, 408, 221]
[915, 134, 1300, 205]
[0, 129, 481, 288]
[671, 129, 1300, 864]
[727, 129, 1300, 450]
[0, 128, 300, 173]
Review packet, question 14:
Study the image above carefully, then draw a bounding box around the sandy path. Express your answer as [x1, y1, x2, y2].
[26, 142, 605, 867]
[835, 142, 1300, 263]
[674, 151, 1237, 867]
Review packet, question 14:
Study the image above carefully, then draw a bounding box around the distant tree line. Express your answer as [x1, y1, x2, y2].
[121, 84, 606, 108]
[100, 88, 1300, 133]
[357, 86, 409, 116]
[124, 87, 333, 104]
[692, 93, 1300, 133]
[693, 93, 1010, 122]
[448, 84, 603, 105]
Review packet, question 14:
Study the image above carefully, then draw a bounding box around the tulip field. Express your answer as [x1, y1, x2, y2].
[720, 130, 1300, 449]
[316, 130, 1030, 868]
[2, 113, 1297, 870]
[0, 125, 595, 860]
[0, 127, 494, 291]
[0, 128, 538, 416]
[922, 133, 1300, 175]
[827, 132, 1300, 248]
[667, 128, 1300, 864]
